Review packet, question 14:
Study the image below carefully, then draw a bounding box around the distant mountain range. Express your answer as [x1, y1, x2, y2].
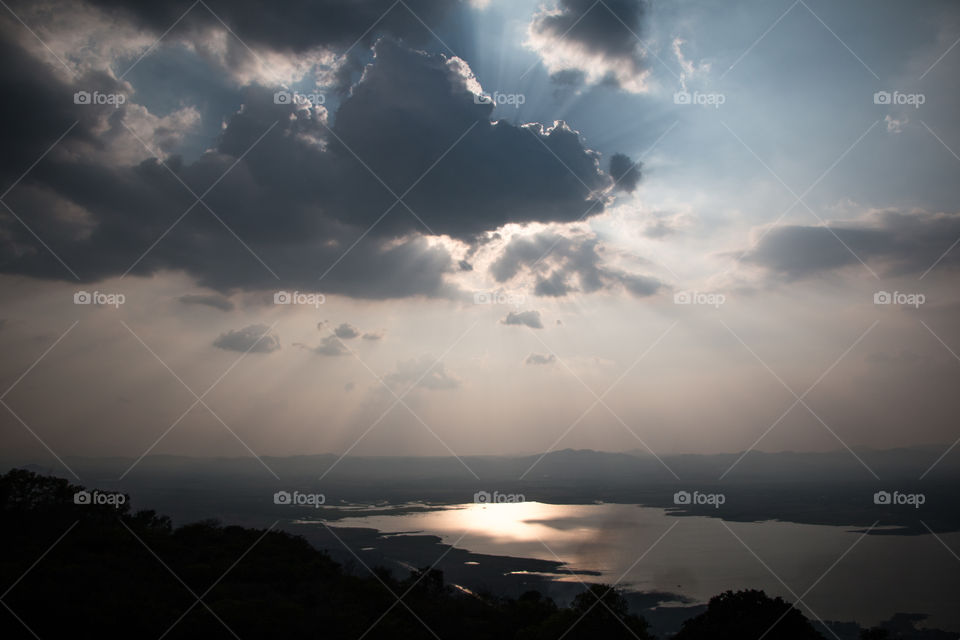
[6, 446, 958, 535]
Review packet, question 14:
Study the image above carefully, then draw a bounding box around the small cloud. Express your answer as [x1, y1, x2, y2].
[179, 293, 234, 311]
[643, 220, 677, 239]
[345, 381, 355, 391]
[362, 332, 383, 341]
[617, 273, 662, 297]
[213, 324, 280, 353]
[502, 310, 544, 329]
[525, 353, 556, 365]
[385, 356, 460, 390]
[333, 323, 361, 339]
[313, 335, 349, 356]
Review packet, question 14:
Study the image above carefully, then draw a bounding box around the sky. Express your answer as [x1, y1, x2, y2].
[1, 0, 959, 469]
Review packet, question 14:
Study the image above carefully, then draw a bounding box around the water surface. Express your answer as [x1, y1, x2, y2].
[324, 502, 960, 630]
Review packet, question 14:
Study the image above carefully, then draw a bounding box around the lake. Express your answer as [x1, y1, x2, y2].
[321, 501, 960, 631]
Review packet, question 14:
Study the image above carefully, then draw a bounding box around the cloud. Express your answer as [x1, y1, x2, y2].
[526, 0, 650, 92]
[0, 31, 624, 300]
[362, 332, 383, 340]
[642, 219, 677, 239]
[385, 356, 459, 390]
[534, 271, 576, 297]
[609, 153, 641, 192]
[327, 40, 613, 239]
[295, 335, 349, 356]
[179, 293, 234, 311]
[313, 336, 349, 356]
[213, 324, 280, 353]
[740, 210, 960, 279]
[491, 231, 664, 298]
[617, 272, 662, 296]
[333, 323, 361, 339]
[502, 310, 544, 329]
[525, 353, 556, 365]
[75, 0, 468, 86]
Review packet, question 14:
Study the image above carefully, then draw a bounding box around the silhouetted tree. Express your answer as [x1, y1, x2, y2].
[529, 584, 654, 640]
[673, 589, 824, 640]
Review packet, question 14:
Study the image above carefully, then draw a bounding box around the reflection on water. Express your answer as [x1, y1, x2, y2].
[324, 502, 960, 631]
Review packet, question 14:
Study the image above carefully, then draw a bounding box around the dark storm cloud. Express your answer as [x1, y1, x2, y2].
[213, 324, 280, 352]
[78, 0, 466, 58]
[533, 0, 645, 57]
[179, 293, 235, 311]
[502, 310, 544, 329]
[741, 211, 960, 279]
[609, 153, 641, 193]
[525, 352, 556, 365]
[491, 231, 664, 298]
[0, 30, 621, 299]
[529, 0, 647, 88]
[327, 40, 612, 238]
